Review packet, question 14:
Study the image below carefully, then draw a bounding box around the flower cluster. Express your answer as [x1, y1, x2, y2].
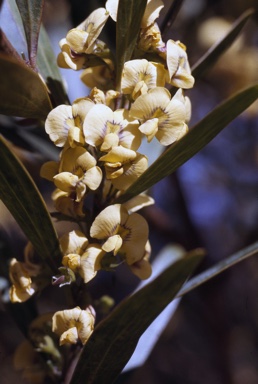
[10, 0, 194, 348]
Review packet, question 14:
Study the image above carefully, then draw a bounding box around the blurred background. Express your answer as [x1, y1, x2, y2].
[1, 0, 258, 383]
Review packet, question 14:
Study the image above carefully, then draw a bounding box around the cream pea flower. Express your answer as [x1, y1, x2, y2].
[52, 306, 95, 345]
[57, 38, 86, 70]
[79, 244, 105, 283]
[130, 87, 189, 145]
[67, 8, 109, 54]
[99, 146, 148, 190]
[138, 22, 165, 51]
[121, 59, 166, 100]
[60, 230, 89, 258]
[53, 147, 102, 202]
[84, 105, 142, 152]
[60, 230, 104, 283]
[57, 7, 109, 69]
[52, 189, 85, 217]
[9, 258, 36, 303]
[123, 193, 155, 213]
[45, 98, 94, 147]
[90, 204, 149, 266]
[106, 0, 163, 28]
[165, 40, 195, 89]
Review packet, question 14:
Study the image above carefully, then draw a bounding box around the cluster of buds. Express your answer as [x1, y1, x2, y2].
[9, 0, 194, 348]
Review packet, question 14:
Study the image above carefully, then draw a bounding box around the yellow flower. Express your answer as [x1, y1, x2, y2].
[80, 244, 105, 283]
[123, 193, 155, 213]
[52, 188, 85, 217]
[90, 204, 149, 265]
[57, 38, 86, 70]
[84, 105, 142, 152]
[45, 98, 94, 147]
[60, 230, 89, 257]
[121, 59, 166, 99]
[130, 87, 189, 145]
[138, 22, 165, 51]
[66, 8, 109, 54]
[99, 146, 148, 190]
[106, 0, 164, 28]
[9, 258, 35, 303]
[60, 230, 104, 283]
[53, 147, 102, 202]
[52, 306, 95, 345]
[141, 0, 164, 28]
[57, 7, 109, 70]
[165, 40, 195, 89]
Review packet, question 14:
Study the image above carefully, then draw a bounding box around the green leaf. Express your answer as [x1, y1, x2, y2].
[116, 84, 258, 204]
[0, 136, 61, 273]
[71, 249, 204, 384]
[15, 0, 44, 68]
[0, 53, 52, 119]
[37, 25, 70, 106]
[192, 8, 254, 79]
[177, 241, 258, 298]
[116, 0, 147, 88]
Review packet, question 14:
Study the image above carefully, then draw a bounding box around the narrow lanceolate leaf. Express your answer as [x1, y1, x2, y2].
[177, 241, 258, 298]
[116, 0, 147, 88]
[116, 84, 258, 204]
[0, 54, 52, 119]
[71, 249, 204, 384]
[15, 0, 44, 68]
[0, 136, 61, 273]
[192, 8, 254, 79]
[37, 26, 70, 106]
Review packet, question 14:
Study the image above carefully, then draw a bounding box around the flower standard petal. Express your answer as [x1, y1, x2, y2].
[90, 204, 128, 239]
[77, 8, 109, 53]
[119, 212, 149, 265]
[123, 194, 155, 213]
[130, 87, 171, 121]
[80, 244, 105, 283]
[40, 161, 59, 181]
[166, 40, 195, 89]
[45, 105, 74, 147]
[84, 104, 114, 147]
[111, 153, 148, 190]
[83, 166, 102, 191]
[60, 230, 89, 256]
[141, 0, 164, 28]
[105, 0, 118, 21]
[155, 89, 188, 145]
